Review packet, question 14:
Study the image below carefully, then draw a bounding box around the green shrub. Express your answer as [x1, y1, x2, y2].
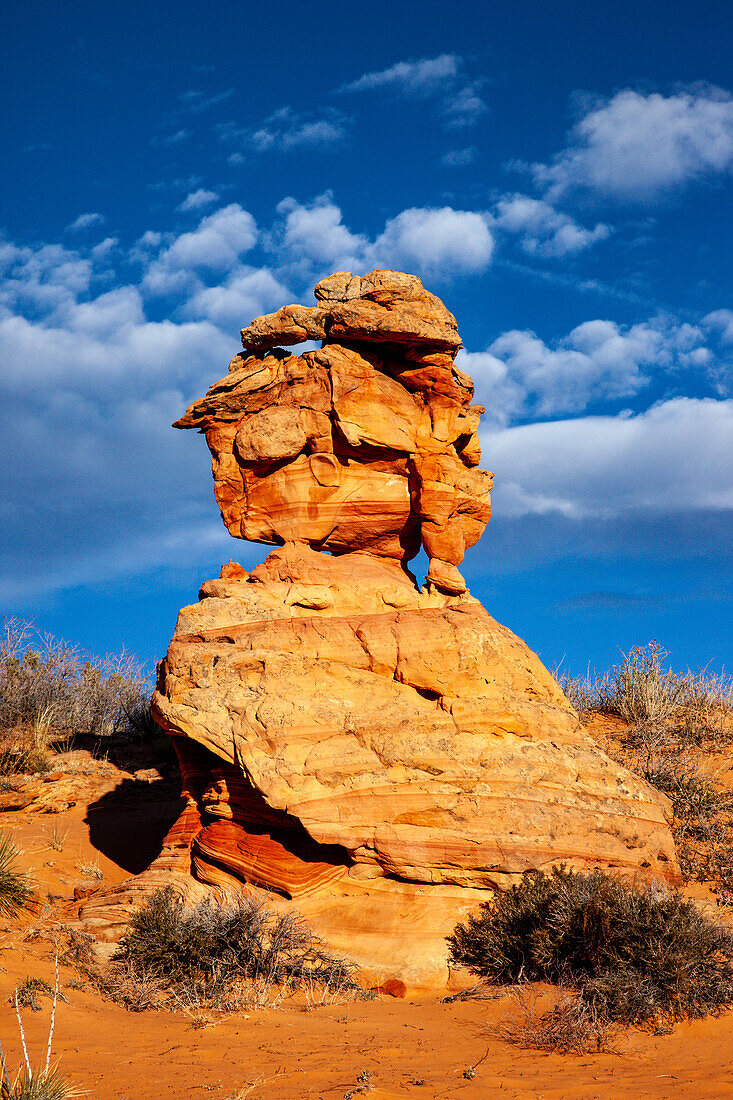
[448, 866, 733, 1025]
[0, 833, 33, 917]
[115, 887, 355, 1005]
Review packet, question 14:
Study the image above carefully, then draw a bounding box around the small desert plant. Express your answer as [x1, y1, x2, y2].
[0, 958, 76, 1100]
[44, 828, 67, 855]
[74, 861, 103, 881]
[12, 980, 63, 1014]
[448, 866, 733, 1027]
[0, 833, 33, 917]
[113, 887, 356, 1009]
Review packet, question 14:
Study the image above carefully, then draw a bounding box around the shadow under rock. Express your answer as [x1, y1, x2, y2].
[85, 776, 185, 874]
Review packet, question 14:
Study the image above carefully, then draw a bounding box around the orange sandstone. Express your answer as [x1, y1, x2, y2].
[81, 270, 677, 988]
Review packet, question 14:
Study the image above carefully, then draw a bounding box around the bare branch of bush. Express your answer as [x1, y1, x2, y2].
[0, 617, 159, 774]
[489, 985, 619, 1055]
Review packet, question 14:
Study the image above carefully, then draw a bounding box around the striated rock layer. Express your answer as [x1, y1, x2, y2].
[80, 269, 678, 988]
[148, 543, 677, 986]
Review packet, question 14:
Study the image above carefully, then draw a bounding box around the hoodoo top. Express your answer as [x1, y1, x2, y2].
[174, 269, 493, 595]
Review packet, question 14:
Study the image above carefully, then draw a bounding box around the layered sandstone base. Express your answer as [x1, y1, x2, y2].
[108, 542, 678, 988]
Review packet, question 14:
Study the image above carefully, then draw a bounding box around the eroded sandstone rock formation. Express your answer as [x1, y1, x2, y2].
[173, 270, 491, 596]
[83, 271, 677, 988]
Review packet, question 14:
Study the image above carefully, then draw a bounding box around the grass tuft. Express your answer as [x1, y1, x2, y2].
[0, 833, 33, 917]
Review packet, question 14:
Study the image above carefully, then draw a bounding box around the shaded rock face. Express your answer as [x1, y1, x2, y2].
[145, 271, 677, 988]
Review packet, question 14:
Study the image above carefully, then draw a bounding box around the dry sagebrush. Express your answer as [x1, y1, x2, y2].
[448, 866, 733, 1028]
[0, 616, 156, 775]
[110, 887, 358, 1011]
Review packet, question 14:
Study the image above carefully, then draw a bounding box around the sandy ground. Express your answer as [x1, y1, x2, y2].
[2, 747, 733, 1099]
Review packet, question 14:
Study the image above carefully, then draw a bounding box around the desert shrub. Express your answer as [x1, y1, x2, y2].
[0, 833, 33, 917]
[0, 616, 154, 749]
[114, 887, 356, 1008]
[448, 866, 733, 1026]
[562, 641, 732, 740]
[0, 736, 50, 777]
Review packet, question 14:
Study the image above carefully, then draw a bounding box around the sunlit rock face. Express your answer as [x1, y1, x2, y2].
[173, 269, 492, 595]
[145, 271, 678, 989]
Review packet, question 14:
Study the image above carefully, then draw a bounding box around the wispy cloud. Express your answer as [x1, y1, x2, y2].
[219, 107, 350, 160]
[176, 188, 220, 213]
[441, 146, 478, 167]
[338, 53, 488, 130]
[338, 54, 460, 96]
[66, 212, 106, 233]
[178, 88, 234, 114]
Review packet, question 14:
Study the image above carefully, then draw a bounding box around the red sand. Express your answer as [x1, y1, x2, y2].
[1, 749, 733, 1099]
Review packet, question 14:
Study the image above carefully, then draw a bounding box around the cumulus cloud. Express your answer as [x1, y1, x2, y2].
[272, 195, 367, 271]
[483, 398, 733, 518]
[66, 212, 106, 233]
[466, 314, 729, 424]
[531, 86, 733, 202]
[142, 204, 258, 295]
[492, 194, 611, 257]
[269, 195, 495, 280]
[176, 188, 220, 212]
[371, 207, 494, 275]
[181, 267, 290, 330]
[339, 53, 487, 130]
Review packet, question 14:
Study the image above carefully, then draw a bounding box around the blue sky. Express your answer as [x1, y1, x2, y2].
[2, 0, 732, 677]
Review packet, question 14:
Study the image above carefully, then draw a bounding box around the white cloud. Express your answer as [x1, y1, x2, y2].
[441, 146, 478, 167]
[182, 267, 290, 330]
[66, 212, 106, 232]
[178, 88, 234, 114]
[273, 194, 367, 269]
[442, 82, 489, 128]
[532, 86, 733, 202]
[142, 204, 258, 295]
[467, 314, 728, 423]
[339, 54, 460, 96]
[177, 188, 220, 212]
[371, 207, 494, 275]
[339, 54, 487, 130]
[483, 398, 733, 518]
[270, 196, 494, 280]
[493, 194, 611, 257]
[705, 309, 733, 343]
[220, 108, 349, 158]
